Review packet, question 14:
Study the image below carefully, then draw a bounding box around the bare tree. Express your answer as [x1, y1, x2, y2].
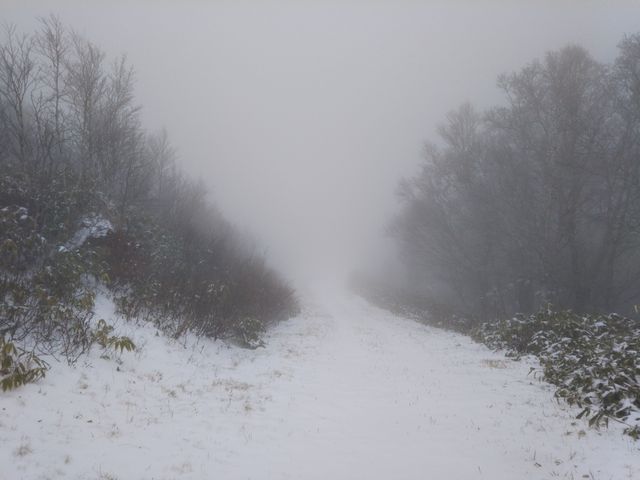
[0, 24, 36, 166]
[64, 32, 107, 181]
[33, 14, 70, 176]
[393, 43, 640, 319]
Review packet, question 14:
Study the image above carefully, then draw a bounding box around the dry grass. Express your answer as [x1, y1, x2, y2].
[481, 359, 508, 369]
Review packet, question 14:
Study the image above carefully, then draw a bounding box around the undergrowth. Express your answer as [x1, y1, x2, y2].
[473, 308, 640, 439]
[0, 336, 48, 392]
[0, 319, 136, 392]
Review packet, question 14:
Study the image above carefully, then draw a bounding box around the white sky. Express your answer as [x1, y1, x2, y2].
[4, 0, 640, 284]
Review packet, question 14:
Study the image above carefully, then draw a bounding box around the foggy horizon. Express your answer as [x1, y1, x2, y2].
[5, 1, 640, 286]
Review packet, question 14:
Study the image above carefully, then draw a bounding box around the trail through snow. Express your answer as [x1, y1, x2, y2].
[2, 291, 638, 479]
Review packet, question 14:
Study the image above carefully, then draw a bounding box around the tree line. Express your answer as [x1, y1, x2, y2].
[0, 16, 298, 359]
[391, 37, 640, 321]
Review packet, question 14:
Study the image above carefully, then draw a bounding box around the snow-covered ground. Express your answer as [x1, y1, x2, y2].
[1, 291, 638, 480]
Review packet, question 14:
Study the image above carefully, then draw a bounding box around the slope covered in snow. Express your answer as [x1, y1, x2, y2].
[1, 292, 638, 479]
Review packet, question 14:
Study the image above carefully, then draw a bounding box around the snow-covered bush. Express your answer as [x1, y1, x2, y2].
[474, 309, 640, 439]
[0, 181, 101, 362]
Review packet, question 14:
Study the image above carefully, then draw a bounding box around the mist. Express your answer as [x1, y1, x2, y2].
[4, 2, 640, 478]
[4, 0, 639, 287]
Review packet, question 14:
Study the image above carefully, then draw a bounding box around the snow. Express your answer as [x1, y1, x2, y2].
[63, 215, 113, 252]
[1, 291, 639, 480]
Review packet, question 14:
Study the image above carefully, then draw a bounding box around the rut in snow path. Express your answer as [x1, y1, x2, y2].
[1, 293, 638, 480]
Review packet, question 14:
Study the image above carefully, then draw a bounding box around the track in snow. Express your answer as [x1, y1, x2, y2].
[1, 292, 639, 479]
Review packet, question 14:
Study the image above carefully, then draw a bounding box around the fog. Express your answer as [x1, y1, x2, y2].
[4, 3, 640, 476]
[5, 0, 640, 285]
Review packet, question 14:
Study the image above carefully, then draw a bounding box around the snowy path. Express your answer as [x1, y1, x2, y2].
[2, 292, 639, 479]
